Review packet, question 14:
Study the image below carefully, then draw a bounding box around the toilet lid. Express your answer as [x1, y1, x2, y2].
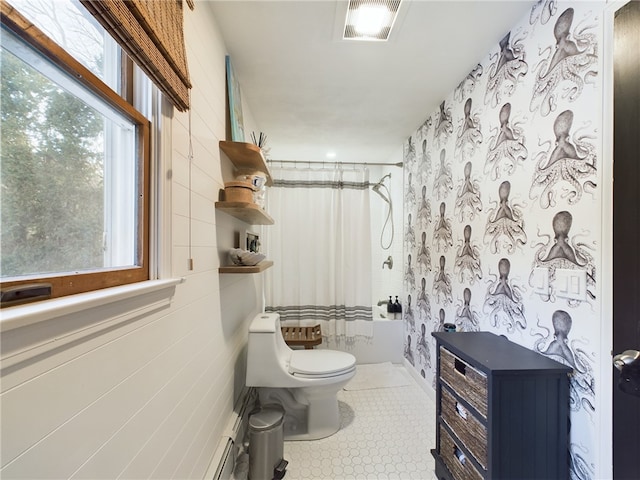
[289, 350, 356, 376]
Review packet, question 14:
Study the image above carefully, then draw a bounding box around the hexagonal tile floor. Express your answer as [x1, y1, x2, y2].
[282, 365, 436, 480]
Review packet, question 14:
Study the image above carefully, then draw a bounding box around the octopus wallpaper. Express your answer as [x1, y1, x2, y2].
[401, 2, 603, 478]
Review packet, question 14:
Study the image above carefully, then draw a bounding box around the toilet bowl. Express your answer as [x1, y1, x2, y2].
[246, 313, 356, 440]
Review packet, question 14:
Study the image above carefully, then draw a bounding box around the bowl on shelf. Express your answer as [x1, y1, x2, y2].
[229, 248, 266, 266]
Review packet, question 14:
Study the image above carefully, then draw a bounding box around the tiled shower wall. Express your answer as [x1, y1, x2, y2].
[370, 160, 405, 308]
[402, 1, 605, 478]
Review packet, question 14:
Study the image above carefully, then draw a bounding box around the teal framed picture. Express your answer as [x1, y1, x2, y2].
[226, 55, 245, 142]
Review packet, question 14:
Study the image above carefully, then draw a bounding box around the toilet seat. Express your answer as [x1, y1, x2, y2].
[289, 350, 356, 377]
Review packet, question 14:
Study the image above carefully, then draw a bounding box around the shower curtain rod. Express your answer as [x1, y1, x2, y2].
[268, 159, 404, 168]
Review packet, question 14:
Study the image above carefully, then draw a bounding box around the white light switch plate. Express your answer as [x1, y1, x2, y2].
[554, 268, 587, 301]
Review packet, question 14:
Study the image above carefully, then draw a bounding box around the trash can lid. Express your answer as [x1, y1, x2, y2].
[249, 406, 284, 431]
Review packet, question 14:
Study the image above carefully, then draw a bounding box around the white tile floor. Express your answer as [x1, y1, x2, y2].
[282, 365, 437, 480]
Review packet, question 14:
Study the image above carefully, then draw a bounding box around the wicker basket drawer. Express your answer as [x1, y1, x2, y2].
[439, 347, 488, 418]
[441, 387, 487, 469]
[439, 424, 484, 480]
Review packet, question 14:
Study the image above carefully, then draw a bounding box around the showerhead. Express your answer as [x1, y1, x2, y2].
[373, 173, 391, 188]
[371, 173, 391, 195]
[372, 173, 394, 250]
[372, 177, 391, 204]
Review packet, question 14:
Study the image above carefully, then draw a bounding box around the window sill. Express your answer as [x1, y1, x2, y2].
[1, 278, 183, 333]
[1, 278, 184, 376]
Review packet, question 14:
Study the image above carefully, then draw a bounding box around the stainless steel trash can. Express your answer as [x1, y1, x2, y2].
[248, 405, 287, 480]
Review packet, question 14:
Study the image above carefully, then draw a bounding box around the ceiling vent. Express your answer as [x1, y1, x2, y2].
[343, 0, 402, 41]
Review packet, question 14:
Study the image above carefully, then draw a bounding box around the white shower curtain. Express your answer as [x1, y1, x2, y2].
[264, 166, 373, 343]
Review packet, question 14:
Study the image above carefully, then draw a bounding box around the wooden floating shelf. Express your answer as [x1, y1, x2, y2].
[219, 260, 273, 274]
[215, 201, 274, 225]
[219, 141, 273, 186]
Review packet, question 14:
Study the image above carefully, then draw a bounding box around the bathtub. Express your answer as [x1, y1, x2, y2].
[281, 306, 404, 364]
[323, 305, 404, 364]
[352, 306, 404, 364]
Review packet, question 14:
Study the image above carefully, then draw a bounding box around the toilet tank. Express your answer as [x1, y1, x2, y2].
[246, 313, 292, 387]
[249, 313, 280, 333]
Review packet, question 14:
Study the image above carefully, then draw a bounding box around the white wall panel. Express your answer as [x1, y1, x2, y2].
[3, 301, 206, 477]
[170, 152, 191, 191]
[70, 301, 223, 478]
[190, 193, 216, 225]
[172, 182, 191, 218]
[190, 164, 218, 203]
[172, 245, 192, 279]
[1, 3, 264, 479]
[2, 305, 177, 464]
[173, 214, 191, 247]
[116, 361, 231, 479]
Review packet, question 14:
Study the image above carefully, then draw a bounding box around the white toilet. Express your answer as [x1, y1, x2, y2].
[246, 312, 356, 440]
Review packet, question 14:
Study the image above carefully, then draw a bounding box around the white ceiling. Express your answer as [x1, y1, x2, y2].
[207, 0, 536, 164]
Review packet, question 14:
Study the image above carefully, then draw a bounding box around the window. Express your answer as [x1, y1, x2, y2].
[0, 1, 151, 306]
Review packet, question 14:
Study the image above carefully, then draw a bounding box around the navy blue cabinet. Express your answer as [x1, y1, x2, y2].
[431, 332, 572, 480]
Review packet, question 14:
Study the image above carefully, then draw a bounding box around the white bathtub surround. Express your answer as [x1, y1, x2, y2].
[369, 162, 405, 308]
[264, 166, 373, 342]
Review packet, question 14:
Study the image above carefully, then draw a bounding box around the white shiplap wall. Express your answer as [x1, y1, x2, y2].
[1, 4, 263, 479]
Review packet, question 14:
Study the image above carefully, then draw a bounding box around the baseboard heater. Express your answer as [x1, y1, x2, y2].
[207, 387, 257, 480]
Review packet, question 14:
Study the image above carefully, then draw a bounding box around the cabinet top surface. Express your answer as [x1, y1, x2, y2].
[432, 331, 572, 374]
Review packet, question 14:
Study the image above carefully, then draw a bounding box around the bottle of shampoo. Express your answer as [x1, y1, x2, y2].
[387, 296, 394, 313]
[393, 296, 402, 318]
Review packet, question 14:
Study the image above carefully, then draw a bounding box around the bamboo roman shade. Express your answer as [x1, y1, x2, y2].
[80, 0, 192, 111]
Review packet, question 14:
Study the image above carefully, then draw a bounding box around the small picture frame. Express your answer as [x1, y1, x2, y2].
[243, 230, 261, 253]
